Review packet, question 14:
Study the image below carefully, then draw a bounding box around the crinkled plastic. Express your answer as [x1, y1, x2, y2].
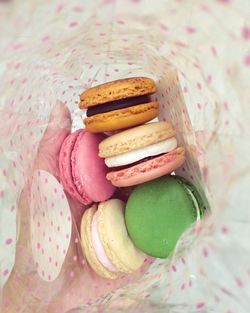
[0, 0, 250, 312]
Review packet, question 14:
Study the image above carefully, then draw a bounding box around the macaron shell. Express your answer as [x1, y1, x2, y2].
[105, 137, 177, 168]
[84, 102, 159, 133]
[99, 121, 176, 158]
[71, 131, 115, 202]
[98, 199, 145, 273]
[107, 147, 185, 187]
[80, 206, 119, 280]
[59, 130, 91, 204]
[125, 176, 201, 258]
[80, 77, 156, 109]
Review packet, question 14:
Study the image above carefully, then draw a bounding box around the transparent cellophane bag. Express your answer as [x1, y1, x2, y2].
[0, 0, 250, 312]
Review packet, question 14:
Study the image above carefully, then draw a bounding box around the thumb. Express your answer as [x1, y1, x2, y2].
[35, 101, 71, 179]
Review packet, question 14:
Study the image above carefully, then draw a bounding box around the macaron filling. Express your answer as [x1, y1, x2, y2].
[86, 95, 151, 117]
[91, 212, 119, 273]
[105, 137, 177, 168]
[183, 185, 201, 220]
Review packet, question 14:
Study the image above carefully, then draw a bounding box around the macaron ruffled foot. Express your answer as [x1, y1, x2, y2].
[80, 77, 159, 133]
[99, 121, 185, 187]
[80, 199, 145, 279]
[59, 129, 115, 205]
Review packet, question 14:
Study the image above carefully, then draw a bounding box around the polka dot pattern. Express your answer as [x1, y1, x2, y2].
[30, 170, 72, 281]
[0, 157, 17, 288]
[0, 0, 249, 312]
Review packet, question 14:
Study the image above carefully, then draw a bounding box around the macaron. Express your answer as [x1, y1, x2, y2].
[59, 129, 115, 205]
[125, 176, 207, 258]
[80, 199, 145, 279]
[80, 77, 159, 133]
[99, 121, 185, 187]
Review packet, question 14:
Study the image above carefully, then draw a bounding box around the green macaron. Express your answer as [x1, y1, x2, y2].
[125, 175, 207, 258]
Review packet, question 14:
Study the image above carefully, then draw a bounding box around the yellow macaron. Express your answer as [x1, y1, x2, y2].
[80, 77, 159, 133]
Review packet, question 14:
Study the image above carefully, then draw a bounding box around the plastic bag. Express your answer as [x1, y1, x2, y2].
[0, 0, 250, 312]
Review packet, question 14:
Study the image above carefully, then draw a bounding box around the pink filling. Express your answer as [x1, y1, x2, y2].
[91, 213, 119, 273]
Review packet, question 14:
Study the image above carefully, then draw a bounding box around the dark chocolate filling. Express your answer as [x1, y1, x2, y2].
[86, 95, 151, 117]
[111, 153, 165, 171]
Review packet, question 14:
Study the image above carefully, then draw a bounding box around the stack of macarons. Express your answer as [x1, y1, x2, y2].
[80, 77, 186, 186]
[58, 77, 207, 279]
[80, 77, 159, 133]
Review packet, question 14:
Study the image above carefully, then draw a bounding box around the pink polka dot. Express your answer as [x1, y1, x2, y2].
[49, 257, 52, 263]
[221, 225, 229, 233]
[217, 0, 230, 3]
[235, 277, 243, 288]
[196, 82, 202, 90]
[5, 238, 13, 245]
[196, 303, 205, 309]
[211, 46, 217, 56]
[3, 269, 9, 276]
[73, 6, 84, 12]
[160, 24, 168, 31]
[171, 265, 177, 272]
[186, 26, 196, 33]
[42, 35, 50, 42]
[69, 21, 78, 28]
[0, 190, 4, 198]
[73, 255, 77, 261]
[203, 247, 208, 257]
[244, 54, 250, 66]
[56, 4, 64, 13]
[14, 62, 21, 69]
[242, 27, 250, 40]
[66, 234, 70, 239]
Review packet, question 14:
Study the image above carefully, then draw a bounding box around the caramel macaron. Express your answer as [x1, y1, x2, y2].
[80, 77, 159, 133]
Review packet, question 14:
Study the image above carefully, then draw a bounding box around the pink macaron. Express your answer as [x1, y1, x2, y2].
[59, 129, 115, 204]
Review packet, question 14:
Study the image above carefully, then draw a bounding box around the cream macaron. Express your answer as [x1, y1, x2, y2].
[99, 122, 185, 187]
[80, 199, 145, 279]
